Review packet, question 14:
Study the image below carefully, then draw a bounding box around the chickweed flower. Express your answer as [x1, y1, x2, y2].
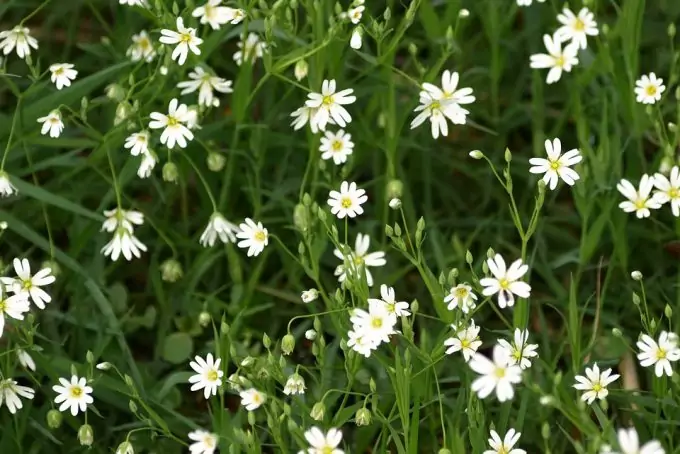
[149, 98, 194, 149]
[555, 7, 599, 50]
[0, 171, 16, 197]
[101, 228, 147, 261]
[49, 63, 78, 90]
[606, 428, 664, 454]
[327, 181, 367, 219]
[529, 138, 582, 190]
[617, 175, 662, 218]
[410, 92, 455, 139]
[333, 233, 386, 287]
[189, 353, 223, 399]
[302, 427, 344, 454]
[0, 379, 34, 414]
[0, 26, 38, 59]
[127, 31, 156, 62]
[159, 18, 203, 66]
[634, 73, 665, 104]
[233, 33, 266, 66]
[52, 375, 94, 416]
[240, 388, 266, 411]
[469, 344, 523, 402]
[17, 349, 36, 371]
[188, 430, 218, 454]
[497, 329, 539, 370]
[236, 218, 269, 257]
[283, 373, 306, 395]
[137, 151, 157, 178]
[484, 429, 526, 454]
[305, 79, 356, 131]
[301, 289, 319, 303]
[637, 331, 680, 377]
[530, 33, 579, 84]
[320, 129, 354, 165]
[444, 283, 477, 312]
[444, 319, 482, 362]
[368, 284, 411, 317]
[192, 0, 245, 30]
[348, 5, 365, 24]
[480, 254, 531, 309]
[116, 441, 134, 454]
[652, 166, 680, 215]
[420, 70, 475, 125]
[124, 131, 150, 156]
[102, 208, 144, 233]
[199, 212, 239, 247]
[0, 285, 30, 337]
[573, 363, 620, 404]
[350, 28, 362, 50]
[37, 110, 64, 138]
[2, 258, 56, 309]
[350, 300, 397, 345]
[177, 67, 233, 107]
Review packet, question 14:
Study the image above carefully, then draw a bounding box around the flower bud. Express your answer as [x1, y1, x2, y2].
[86, 350, 94, 364]
[665, 304, 673, 319]
[294, 204, 310, 233]
[78, 424, 94, 446]
[459, 8, 469, 17]
[116, 441, 134, 454]
[387, 179, 403, 199]
[632, 292, 641, 306]
[350, 27, 363, 49]
[465, 250, 473, 264]
[198, 311, 211, 327]
[612, 327, 623, 337]
[96, 361, 111, 370]
[47, 409, 63, 429]
[160, 259, 183, 282]
[305, 329, 317, 340]
[281, 334, 295, 355]
[263, 333, 271, 349]
[388, 198, 401, 210]
[310, 401, 325, 421]
[207, 152, 226, 172]
[469, 150, 484, 159]
[355, 407, 371, 426]
[301, 289, 319, 303]
[162, 162, 179, 183]
[241, 356, 254, 367]
[294, 59, 308, 81]
[630, 270, 643, 281]
[106, 83, 126, 102]
[504, 148, 512, 163]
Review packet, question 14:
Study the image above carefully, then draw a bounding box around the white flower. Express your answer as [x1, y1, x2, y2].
[96, 362, 112, 370]
[236, 218, 269, 257]
[653, 166, 680, 216]
[444, 283, 477, 312]
[635, 73, 665, 104]
[186, 106, 200, 129]
[617, 175, 662, 218]
[350, 299, 398, 345]
[333, 233, 386, 287]
[17, 349, 36, 371]
[283, 373, 306, 395]
[302, 427, 344, 454]
[469, 344, 523, 402]
[368, 284, 410, 317]
[188, 430, 218, 454]
[199, 212, 239, 247]
[327, 181, 367, 219]
[239, 388, 266, 411]
[410, 92, 458, 139]
[347, 329, 379, 357]
[120, 0, 148, 6]
[573, 363, 620, 404]
[102, 208, 144, 233]
[0, 379, 34, 414]
[149, 98, 194, 149]
[102, 228, 147, 261]
[177, 67, 233, 107]
[0, 171, 17, 197]
[0, 26, 38, 59]
[305, 79, 357, 131]
[350, 27, 362, 50]
[52, 375, 93, 416]
[233, 33, 266, 66]
[127, 30, 156, 62]
[528, 138, 582, 190]
[388, 198, 401, 209]
[320, 129, 354, 165]
[637, 331, 680, 377]
[124, 131, 150, 156]
[301, 289, 319, 303]
[1, 258, 56, 309]
[189, 353, 223, 399]
[479, 254, 531, 309]
[517, 0, 545, 5]
[49, 63, 78, 90]
[305, 329, 317, 340]
[192, 0, 245, 30]
[605, 428, 665, 454]
[116, 441, 135, 454]
[159, 17, 203, 65]
[37, 110, 64, 138]
[348, 5, 365, 24]
[420, 70, 475, 125]
[290, 106, 319, 132]
[484, 429, 526, 454]
[530, 33, 579, 84]
[444, 319, 482, 362]
[137, 152, 157, 179]
[0, 285, 29, 338]
[497, 328, 539, 370]
[555, 7, 598, 50]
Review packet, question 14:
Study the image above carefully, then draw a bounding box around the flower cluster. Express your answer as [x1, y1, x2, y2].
[617, 167, 680, 218]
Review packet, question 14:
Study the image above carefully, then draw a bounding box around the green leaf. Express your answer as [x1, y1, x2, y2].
[10, 177, 104, 222]
[162, 332, 194, 364]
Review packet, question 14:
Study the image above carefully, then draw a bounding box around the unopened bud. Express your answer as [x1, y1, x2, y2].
[305, 329, 317, 340]
[281, 334, 295, 355]
[78, 424, 94, 446]
[160, 259, 183, 282]
[388, 198, 401, 210]
[47, 409, 63, 429]
[504, 148, 512, 163]
[665, 304, 673, 319]
[310, 401, 325, 421]
[162, 162, 179, 183]
[301, 289, 319, 303]
[469, 150, 484, 159]
[355, 407, 371, 426]
[612, 327, 623, 337]
[294, 59, 308, 81]
[632, 292, 641, 306]
[465, 250, 473, 264]
[294, 204, 310, 233]
[207, 152, 226, 172]
[387, 179, 403, 199]
[198, 311, 211, 327]
[631, 270, 643, 281]
[106, 83, 126, 102]
[459, 8, 469, 17]
[96, 361, 112, 370]
[117, 441, 134, 454]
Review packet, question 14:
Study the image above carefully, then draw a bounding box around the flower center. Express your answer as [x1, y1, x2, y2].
[21, 279, 32, 291]
[460, 339, 470, 348]
[494, 367, 506, 379]
[70, 386, 83, 398]
[321, 448, 333, 454]
[371, 317, 383, 329]
[430, 100, 441, 111]
[203, 436, 215, 448]
[634, 199, 647, 210]
[332, 140, 343, 151]
[498, 446, 509, 454]
[454, 287, 468, 298]
[167, 116, 179, 127]
[555, 55, 566, 68]
[252, 393, 262, 404]
[322, 95, 334, 106]
[353, 255, 364, 266]
[512, 350, 522, 361]
[179, 32, 192, 44]
[657, 348, 667, 360]
[591, 381, 603, 393]
[498, 278, 510, 290]
[549, 160, 560, 170]
[646, 85, 657, 96]
[206, 369, 219, 382]
[54, 67, 64, 75]
[139, 38, 150, 50]
[341, 197, 353, 208]
[669, 188, 679, 199]
[0, 300, 6, 312]
[254, 230, 266, 242]
[49, 118, 60, 125]
[205, 4, 216, 18]
[574, 18, 585, 31]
